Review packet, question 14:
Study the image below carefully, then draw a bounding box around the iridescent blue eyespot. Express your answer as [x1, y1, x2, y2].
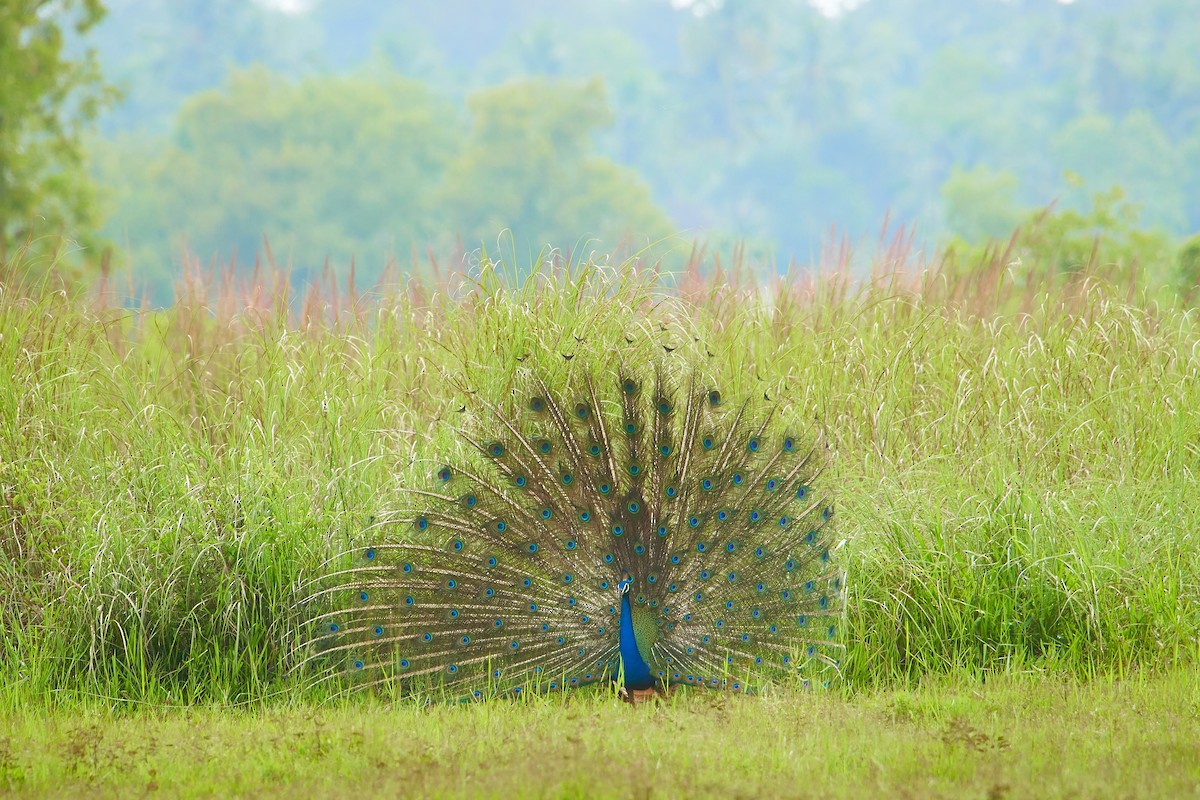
[697, 542, 707, 552]
[541, 508, 552, 520]
[496, 521, 507, 532]
[660, 445, 671, 456]
[766, 479, 777, 491]
[515, 475, 527, 487]
[783, 437, 795, 452]
[400, 659, 409, 669]
[666, 486, 677, 498]
[699, 571, 710, 580]
[689, 517, 700, 527]
[566, 540, 577, 550]
[416, 518, 428, 530]
[437, 467, 452, 481]
[364, 548, 375, 561]
[726, 542, 736, 552]
[670, 554, 681, 564]
[708, 390, 721, 406]
[628, 501, 640, 514]
[423, 633, 433, 642]
[562, 473, 573, 485]
[580, 511, 591, 522]
[489, 443, 504, 457]
[754, 547, 764, 558]
[354, 660, 364, 669]
[612, 525, 624, 536]
[453, 539, 464, 551]
[702, 478, 713, 490]
[657, 526, 668, 537]
[488, 557, 498, 567]
[718, 510, 728, 521]
[528, 543, 539, 553]
[625, 423, 638, 436]
[402, 563, 413, 573]
[796, 485, 808, 499]
[329, 623, 339, 633]
[600, 483, 611, 495]
[359, 591, 369, 602]
[523, 578, 533, 587]
[749, 511, 761, 522]
[732, 473, 743, 485]
[589, 444, 601, 456]
[538, 440, 552, 454]
[703, 437, 714, 450]
[749, 438, 760, 452]
[635, 545, 645, 555]
[573, 402, 588, 419]
[604, 554, 614, 563]
[405, 596, 414, 605]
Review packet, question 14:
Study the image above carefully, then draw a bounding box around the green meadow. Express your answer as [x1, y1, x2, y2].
[2, 247, 1198, 797]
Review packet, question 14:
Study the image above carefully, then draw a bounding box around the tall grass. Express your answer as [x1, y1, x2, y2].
[2, 242, 1198, 707]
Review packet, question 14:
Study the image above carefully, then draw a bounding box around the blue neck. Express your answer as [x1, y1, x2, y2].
[618, 593, 655, 690]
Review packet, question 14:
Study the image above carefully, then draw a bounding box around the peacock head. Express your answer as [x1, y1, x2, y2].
[617, 577, 633, 596]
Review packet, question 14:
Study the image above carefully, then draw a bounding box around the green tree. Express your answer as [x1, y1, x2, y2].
[941, 166, 1025, 243]
[99, 68, 460, 289]
[0, 0, 115, 263]
[438, 78, 673, 253]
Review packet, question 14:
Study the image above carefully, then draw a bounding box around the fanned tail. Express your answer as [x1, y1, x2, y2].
[291, 362, 844, 698]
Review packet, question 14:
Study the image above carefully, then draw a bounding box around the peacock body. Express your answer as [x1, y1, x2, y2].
[296, 365, 844, 699]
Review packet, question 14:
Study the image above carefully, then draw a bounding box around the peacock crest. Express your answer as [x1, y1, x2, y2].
[294, 363, 845, 699]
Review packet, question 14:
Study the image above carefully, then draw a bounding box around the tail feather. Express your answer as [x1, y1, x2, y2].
[292, 363, 845, 698]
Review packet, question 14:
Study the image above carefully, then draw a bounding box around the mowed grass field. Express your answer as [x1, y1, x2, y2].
[2, 249, 1199, 797]
[2, 672, 1198, 798]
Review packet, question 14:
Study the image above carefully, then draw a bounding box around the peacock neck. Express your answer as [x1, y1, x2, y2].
[618, 591, 656, 690]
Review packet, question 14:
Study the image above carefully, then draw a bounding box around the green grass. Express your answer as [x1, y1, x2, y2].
[2, 671, 1197, 797]
[2, 249, 1199, 794]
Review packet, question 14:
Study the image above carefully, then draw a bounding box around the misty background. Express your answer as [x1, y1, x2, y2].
[76, 0, 1200, 297]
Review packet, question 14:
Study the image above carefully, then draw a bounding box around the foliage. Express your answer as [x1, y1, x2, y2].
[0, 0, 115, 266]
[101, 68, 460, 284]
[96, 72, 674, 298]
[940, 165, 1025, 243]
[69, 0, 1200, 278]
[944, 182, 1177, 286]
[1176, 233, 1200, 297]
[437, 78, 673, 253]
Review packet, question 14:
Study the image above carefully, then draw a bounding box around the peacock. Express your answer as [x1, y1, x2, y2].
[294, 363, 845, 700]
